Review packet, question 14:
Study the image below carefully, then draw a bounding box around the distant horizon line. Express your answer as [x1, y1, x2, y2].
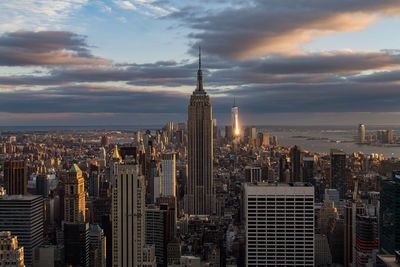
[1, 124, 400, 129]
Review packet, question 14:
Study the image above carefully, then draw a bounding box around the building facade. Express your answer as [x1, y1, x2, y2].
[0, 195, 43, 267]
[112, 162, 146, 267]
[243, 183, 314, 266]
[161, 153, 176, 197]
[64, 164, 86, 223]
[4, 161, 27, 195]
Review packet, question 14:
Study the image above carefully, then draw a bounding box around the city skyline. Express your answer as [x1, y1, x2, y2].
[2, 1, 400, 125]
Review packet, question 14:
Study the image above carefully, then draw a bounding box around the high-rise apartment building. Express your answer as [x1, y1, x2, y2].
[358, 124, 366, 144]
[4, 161, 27, 195]
[161, 152, 176, 197]
[64, 164, 85, 223]
[112, 161, 146, 267]
[185, 49, 215, 215]
[330, 149, 346, 198]
[0, 231, 25, 267]
[0, 195, 43, 267]
[243, 183, 314, 266]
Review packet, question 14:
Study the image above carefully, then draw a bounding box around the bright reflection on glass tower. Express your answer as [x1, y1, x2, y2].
[232, 98, 240, 137]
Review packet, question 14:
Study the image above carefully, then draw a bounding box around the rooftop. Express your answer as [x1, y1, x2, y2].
[0, 194, 42, 201]
[69, 163, 81, 173]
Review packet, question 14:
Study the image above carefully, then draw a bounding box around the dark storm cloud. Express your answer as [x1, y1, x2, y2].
[1, 78, 400, 116]
[2, 50, 400, 88]
[172, 0, 400, 58]
[0, 85, 187, 114]
[211, 82, 400, 114]
[0, 31, 110, 66]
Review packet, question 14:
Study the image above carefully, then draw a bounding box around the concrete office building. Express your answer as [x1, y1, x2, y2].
[243, 183, 314, 266]
[161, 153, 176, 197]
[112, 161, 147, 267]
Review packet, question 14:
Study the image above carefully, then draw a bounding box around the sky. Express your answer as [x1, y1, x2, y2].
[1, 0, 400, 126]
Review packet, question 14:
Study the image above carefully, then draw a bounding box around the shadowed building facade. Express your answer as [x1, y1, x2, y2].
[4, 161, 27, 195]
[185, 49, 215, 215]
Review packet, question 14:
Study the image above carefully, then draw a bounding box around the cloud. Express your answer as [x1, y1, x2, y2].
[0, 31, 110, 66]
[171, 0, 400, 59]
[0, 0, 88, 31]
[2, 49, 400, 89]
[113, 0, 177, 17]
[0, 84, 187, 114]
[113, 0, 137, 10]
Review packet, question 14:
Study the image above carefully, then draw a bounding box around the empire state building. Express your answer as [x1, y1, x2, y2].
[185, 49, 215, 215]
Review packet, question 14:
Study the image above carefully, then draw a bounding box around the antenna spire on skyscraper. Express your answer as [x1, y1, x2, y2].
[199, 46, 201, 70]
[196, 46, 204, 92]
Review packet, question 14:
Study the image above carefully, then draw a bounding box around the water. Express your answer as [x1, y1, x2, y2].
[260, 126, 400, 158]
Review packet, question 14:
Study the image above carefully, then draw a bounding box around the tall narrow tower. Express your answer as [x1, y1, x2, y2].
[64, 164, 86, 223]
[185, 48, 215, 215]
[232, 98, 240, 137]
[358, 124, 366, 144]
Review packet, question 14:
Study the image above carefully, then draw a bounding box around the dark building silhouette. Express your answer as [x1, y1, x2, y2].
[4, 160, 27, 195]
[290, 145, 303, 182]
[380, 171, 400, 254]
[330, 149, 346, 198]
[64, 222, 90, 267]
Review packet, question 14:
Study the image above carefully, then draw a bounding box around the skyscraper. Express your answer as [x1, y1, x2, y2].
[290, 145, 303, 182]
[64, 164, 85, 223]
[232, 99, 240, 138]
[0, 195, 43, 267]
[161, 152, 176, 197]
[89, 224, 106, 267]
[185, 49, 215, 215]
[303, 156, 315, 184]
[145, 206, 167, 267]
[243, 183, 314, 266]
[112, 161, 147, 267]
[64, 222, 89, 267]
[4, 160, 27, 195]
[64, 164, 89, 267]
[330, 149, 347, 198]
[380, 172, 400, 254]
[354, 215, 378, 266]
[358, 124, 366, 144]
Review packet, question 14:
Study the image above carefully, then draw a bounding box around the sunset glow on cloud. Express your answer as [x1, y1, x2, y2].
[1, 0, 400, 125]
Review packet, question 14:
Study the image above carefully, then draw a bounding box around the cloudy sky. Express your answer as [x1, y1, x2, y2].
[1, 0, 400, 126]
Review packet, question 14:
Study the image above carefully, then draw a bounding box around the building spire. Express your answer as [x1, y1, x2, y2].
[196, 46, 204, 92]
[233, 96, 236, 107]
[199, 46, 201, 70]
